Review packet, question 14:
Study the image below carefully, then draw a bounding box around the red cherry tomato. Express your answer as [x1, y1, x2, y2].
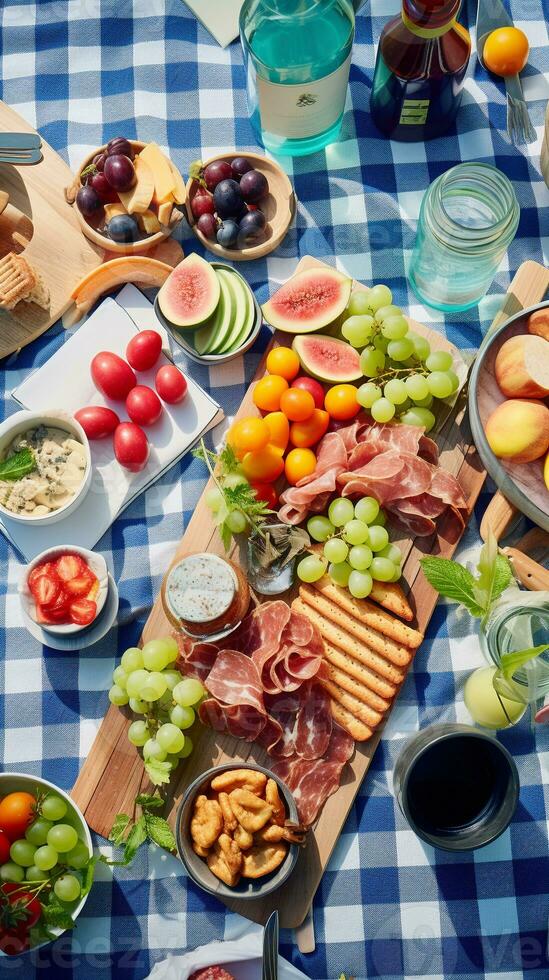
[0, 930, 31, 956]
[126, 330, 163, 371]
[114, 422, 150, 472]
[0, 830, 11, 864]
[74, 406, 120, 439]
[1, 883, 42, 931]
[291, 376, 325, 410]
[91, 352, 136, 401]
[155, 365, 188, 404]
[250, 482, 279, 509]
[125, 385, 163, 426]
[0, 793, 36, 842]
[69, 598, 97, 626]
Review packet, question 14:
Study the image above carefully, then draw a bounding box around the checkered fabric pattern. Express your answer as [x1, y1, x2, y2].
[0, 0, 548, 977]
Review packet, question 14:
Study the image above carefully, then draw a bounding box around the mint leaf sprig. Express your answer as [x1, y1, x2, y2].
[0, 447, 36, 481]
[108, 793, 176, 866]
[420, 530, 513, 625]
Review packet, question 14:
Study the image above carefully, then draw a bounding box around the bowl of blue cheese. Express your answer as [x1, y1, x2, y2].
[161, 552, 250, 641]
[0, 410, 92, 525]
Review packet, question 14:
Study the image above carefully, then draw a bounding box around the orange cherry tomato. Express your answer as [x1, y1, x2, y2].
[242, 444, 285, 483]
[253, 375, 289, 413]
[284, 447, 317, 486]
[324, 383, 360, 421]
[280, 388, 315, 422]
[290, 408, 330, 448]
[0, 792, 36, 843]
[250, 482, 279, 509]
[266, 347, 300, 381]
[264, 411, 290, 452]
[230, 417, 270, 454]
[483, 27, 529, 77]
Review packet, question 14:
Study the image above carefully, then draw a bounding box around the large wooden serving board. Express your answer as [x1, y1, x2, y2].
[0, 100, 102, 359]
[72, 255, 493, 928]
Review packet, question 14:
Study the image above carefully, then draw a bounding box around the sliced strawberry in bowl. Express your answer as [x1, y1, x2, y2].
[56, 553, 86, 582]
[65, 571, 97, 598]
[41, 588, 72, 623]
[31, 573, 61, 608]
[28, 561, 55, 593]
[69, 599, 97, 627]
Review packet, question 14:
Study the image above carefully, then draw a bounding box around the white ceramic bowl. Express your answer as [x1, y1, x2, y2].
[0, 410, 91, 526]
[19, 545, 109, 636]
[0, 771, 93, 955]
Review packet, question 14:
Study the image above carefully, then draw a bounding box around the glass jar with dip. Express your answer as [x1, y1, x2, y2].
[479, 590, 549, 713]
[161, 552, 250, 642]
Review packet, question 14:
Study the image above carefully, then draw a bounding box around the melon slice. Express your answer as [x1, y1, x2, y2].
[119, 156, 155, 214]
[262, 267, 352, 334]
[195, 270, 235, 355]
[168, 160, 186, 206]
[292, 333, 362, 383]
[138, 209, 162, 235]
[158, 201, 173, 225]
[71, 257, 173, 313]
[104, 202, 127, 220]
[157, 253, 220, 329]
[216, 271, 255, 354]
[140, 142, 176, 203]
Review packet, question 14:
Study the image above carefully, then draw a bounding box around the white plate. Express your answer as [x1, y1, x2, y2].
[20, 573, 119, 650]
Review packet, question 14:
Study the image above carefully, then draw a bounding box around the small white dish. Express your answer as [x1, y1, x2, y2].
[0, 409, 91, 526]
[19, 545, 109, 636]
[20, 573, 119, 650]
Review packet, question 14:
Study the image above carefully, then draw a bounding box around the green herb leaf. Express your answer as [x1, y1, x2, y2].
[491, 553, 514, 602]
[80, 855, 101, 898]
[220, 520, 232, 552]
[109, 813, 131, 846]
[0, 447, 36, 481]
[219, 443, 241, 474]
[189, 159, 204, 183]
[420, 557, 484, 618]
[472, 532, 512, 619]
[123, 816, 148, 864]
[144, 758, 172, 786]
[143, 813, 176, 851]
[43, 897, 75, 931]
[500, 644, 549, 681]
[136, 793, 164, 810]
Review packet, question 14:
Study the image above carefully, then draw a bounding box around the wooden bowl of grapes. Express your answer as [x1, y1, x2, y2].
[185, 150, 296, 261]
[68, 138, 183, 255]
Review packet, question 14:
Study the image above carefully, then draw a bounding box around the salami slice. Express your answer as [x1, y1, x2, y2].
[272, 723, 355, 826]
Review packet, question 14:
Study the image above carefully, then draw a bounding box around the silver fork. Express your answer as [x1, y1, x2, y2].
[476, 0, 536, 145]
[262, 910, 279, 980]
[0, 133, 42, 165]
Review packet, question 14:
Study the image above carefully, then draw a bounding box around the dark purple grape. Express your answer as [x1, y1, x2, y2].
[213, 179, 243, 219]
[238, 209, 266, 244]
[240, 169, 268, 203]
[231, 156, 253, 181]
[216, 220, 239, 248]
[89, 172, 119, 203]
[107, 214, 140, 243]
[204, 159, 233, 191]
[107, 137, 134, 160]
[104, 154, 135, 191]
[76, 185, 103, 217]
[92, 152, 106, 172]
[197, 213, 217, 240]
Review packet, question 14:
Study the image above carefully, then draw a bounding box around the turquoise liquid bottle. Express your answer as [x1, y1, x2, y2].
[240, 0, 355, 156]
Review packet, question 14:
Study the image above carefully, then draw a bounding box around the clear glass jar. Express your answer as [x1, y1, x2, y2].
[408, 162, 519, 312]
[246, 522, 298, 595]
[480, 590, 549, 708]
[240, 0, 355, 156]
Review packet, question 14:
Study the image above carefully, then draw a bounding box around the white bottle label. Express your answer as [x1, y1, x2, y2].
[255, 53, 351, 139]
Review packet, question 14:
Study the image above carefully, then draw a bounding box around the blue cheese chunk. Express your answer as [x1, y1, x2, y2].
[166, 554, 237, 624]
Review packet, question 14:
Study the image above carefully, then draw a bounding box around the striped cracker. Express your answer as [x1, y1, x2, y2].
[323, 678, 382, 731]
[311, 578, 423, 648]
[324, 660, 392, 713]
[321, 642, 397, 702]
[330, 699, 373, 742]
[369, 580, 414, 622]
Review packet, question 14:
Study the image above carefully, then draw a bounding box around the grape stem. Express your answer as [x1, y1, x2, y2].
[371, 365, 429, 383]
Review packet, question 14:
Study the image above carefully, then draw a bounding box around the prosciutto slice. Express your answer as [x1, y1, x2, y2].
[272, 723, 355, 826]
[278, 432, 349, 524]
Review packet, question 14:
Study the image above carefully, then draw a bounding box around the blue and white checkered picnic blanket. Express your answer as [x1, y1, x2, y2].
[0, 1, 548, 977]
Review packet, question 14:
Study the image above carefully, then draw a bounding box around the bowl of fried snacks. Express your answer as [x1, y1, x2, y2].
[176, 763, 305, 899]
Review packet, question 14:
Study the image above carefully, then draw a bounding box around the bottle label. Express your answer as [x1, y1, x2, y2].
[399, 98, 430, 125]
[254, 53, 352, 139]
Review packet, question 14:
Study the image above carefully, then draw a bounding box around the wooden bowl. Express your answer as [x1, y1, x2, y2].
[185, 151, 296, 261]
[468, 300, 549, 531]
[69, 140, 183, 255]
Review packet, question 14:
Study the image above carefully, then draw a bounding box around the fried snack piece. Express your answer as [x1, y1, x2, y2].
[265, 778, 286, 826]
[218, 792, 238, 834]
[234, 824, 254, 850]
[211, 769, 268, 795]
[242, 842, 288, 879]
[191, 795, 223, 850]
[254, 823, 307, 845]
[229, 789, 273, 833]
[192, 841, 210, 858]
[207, 834, 243, 886]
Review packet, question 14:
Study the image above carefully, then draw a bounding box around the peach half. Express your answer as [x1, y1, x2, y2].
[528, 308, 549, 342]
[485, 399, 549, 464]
[494, 334, 549, 399]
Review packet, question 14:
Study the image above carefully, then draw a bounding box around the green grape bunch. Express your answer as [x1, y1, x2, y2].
[340, 284, 459, 432]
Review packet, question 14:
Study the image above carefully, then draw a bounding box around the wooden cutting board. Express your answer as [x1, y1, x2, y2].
[0, 100, 102, 359]
[72, 255, 491, 928]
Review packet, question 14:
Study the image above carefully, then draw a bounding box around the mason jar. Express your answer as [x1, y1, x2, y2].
[479, 590, 549, 708]
[409, 162, 519, 312]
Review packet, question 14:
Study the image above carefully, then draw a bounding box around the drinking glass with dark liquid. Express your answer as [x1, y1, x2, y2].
[370, 0, 471, 141]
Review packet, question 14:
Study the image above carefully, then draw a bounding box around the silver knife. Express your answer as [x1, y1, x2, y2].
[262, 910, 279, 980]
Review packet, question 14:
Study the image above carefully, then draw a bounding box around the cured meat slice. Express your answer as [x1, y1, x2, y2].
[272, 723, 354, 826]
[206, 650, 264, 713]
[181, 642, 219, 683]
[198, 699, 266, 742]
[294, 682, 332, 761]
[278, 432, 349, 524]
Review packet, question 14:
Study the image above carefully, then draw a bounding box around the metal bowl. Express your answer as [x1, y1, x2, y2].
[176, 762, 299, 900]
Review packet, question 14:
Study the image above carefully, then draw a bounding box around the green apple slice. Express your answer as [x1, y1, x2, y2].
[194, 269, 236, 355]
[215, 271, 256, 354]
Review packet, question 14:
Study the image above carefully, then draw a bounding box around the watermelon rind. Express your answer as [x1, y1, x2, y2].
[262, 267, 352, 334]
[292, 333, 362, 383]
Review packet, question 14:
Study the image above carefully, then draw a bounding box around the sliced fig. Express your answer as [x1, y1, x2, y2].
[157, 253, 220, 328]
[262, 267, 352, 334]
[292, 333, 361, 383]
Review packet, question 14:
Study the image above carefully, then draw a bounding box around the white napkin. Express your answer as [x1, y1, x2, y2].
[183, 0, 244, 48]
[3, 286, 221, 561]
[146, 921, 309, 980]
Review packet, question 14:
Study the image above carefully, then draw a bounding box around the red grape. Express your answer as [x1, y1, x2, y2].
[104, 154, 135, 191]
[191, 192, 215, 219]
[92, 152, 106, 172]
[240, 169, 268, 203]
[76, 185, 103, 216]
[204, 160, 233, 191]
[89, 171, 119, 203]
[231, 157, 253, 180]
[197, 213, 217, 239]
[107, 137, 134, 159]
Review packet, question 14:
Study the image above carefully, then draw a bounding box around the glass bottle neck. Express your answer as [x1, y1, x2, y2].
[402, 0, 461, 36]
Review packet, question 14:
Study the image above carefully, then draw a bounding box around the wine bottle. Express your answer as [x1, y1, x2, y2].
[240, 0, 355, 157]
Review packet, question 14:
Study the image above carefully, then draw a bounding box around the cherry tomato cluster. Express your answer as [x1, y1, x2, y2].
[28, 552, 98, 627]
[75, 331, 188, 473]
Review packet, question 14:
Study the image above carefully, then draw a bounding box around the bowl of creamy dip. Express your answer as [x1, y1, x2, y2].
[161, 552, 250, 641]
[0, 410, 92, 525]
